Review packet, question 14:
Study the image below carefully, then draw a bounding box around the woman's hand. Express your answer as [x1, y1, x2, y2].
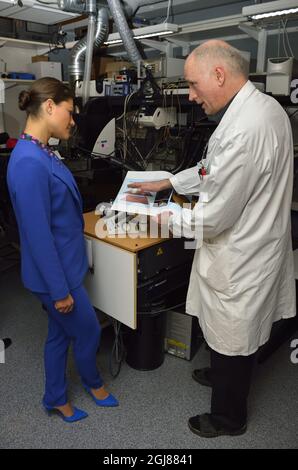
[54, 294, 74, 314]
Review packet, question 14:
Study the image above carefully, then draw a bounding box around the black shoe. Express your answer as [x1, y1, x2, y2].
[192, 367, 212, 387]
[188, 413, 247, 438]
[1, 338, 12, 350]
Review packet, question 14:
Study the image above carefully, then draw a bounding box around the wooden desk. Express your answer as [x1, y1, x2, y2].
[83, 211, 166, 253]
[83, 212, 168, 329]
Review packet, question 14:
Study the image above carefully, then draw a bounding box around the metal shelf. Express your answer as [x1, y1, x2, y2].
[2, 79, 68, 84]
[2, 79, 68, 92]
[2, 79, 35, 84]
[0, 36, 51, 49]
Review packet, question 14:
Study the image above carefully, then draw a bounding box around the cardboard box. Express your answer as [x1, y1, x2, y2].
[31, 55, 49, 63]
[98, 56, 132, 77]
[28, 61, 62, 81]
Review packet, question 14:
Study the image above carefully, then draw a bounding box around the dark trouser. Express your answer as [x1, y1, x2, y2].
[209, 347, 256, 429]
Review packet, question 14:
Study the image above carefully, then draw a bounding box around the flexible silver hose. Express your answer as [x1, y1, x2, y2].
[106, 0, 142, 67]
[68, 7, 109, 90]
[82, 10, 96, 105]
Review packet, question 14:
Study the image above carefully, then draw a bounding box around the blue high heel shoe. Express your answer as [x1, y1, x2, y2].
[83, 384, 119, 407]
[43, 400, 88, 423]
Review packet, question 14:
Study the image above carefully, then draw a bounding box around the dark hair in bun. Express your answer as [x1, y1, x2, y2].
[18, 90, 31, 111]
[18, 77, 74, 117]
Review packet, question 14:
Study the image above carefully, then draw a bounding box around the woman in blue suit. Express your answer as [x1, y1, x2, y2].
[7, 77, 118, 422]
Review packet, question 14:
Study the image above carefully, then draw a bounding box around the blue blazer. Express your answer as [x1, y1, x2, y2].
[7, 139, 88, 301]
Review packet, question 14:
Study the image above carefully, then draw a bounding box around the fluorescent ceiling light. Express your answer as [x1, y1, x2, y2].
[251, 7, 298, 20]
[243, 0, 298, 21]
[104, 23, 179, 46]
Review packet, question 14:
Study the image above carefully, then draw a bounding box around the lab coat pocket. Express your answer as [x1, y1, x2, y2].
[197, 241, 231, 293]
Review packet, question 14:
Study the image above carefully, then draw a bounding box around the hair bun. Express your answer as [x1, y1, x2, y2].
[18, 90, 31, 111]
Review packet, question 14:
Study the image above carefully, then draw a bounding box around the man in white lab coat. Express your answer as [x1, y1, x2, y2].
[129, 40, 296, 437]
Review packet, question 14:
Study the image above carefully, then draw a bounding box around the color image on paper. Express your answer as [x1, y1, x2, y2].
[112, 177, 173, 215]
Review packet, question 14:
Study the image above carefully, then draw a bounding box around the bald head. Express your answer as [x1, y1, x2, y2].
[188, 40, 249, 79]
[184, 40, 249, 115]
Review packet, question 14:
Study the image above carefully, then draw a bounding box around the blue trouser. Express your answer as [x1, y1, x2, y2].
[33, 285, 103, 407]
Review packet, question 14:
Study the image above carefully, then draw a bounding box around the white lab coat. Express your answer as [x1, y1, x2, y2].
[169, 80, 296, 356]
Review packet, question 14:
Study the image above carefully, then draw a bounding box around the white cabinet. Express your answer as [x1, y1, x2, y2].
[84, 236, 137, 329]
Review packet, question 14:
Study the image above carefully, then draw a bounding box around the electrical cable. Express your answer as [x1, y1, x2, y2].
[144, 131, 165, 163]
[277, 21, 281, 58]
[42, 29, 67, 56]
[76, 144, 143, 171]
[125, 106, 147, 168]
[109, 319, 126, 378]
[76, 145, 115, 158]
[122, 91, 136, 161]
[282, 19, 290, 57]
[282, 19, 295, 57]
[110, 155, 144, 171]
[171, 127, 195, 173]
[177, 86, 182, 137]
[117, 124, 146, 165]
[116, 90, 138, 121]
[163, 0, 173, 23]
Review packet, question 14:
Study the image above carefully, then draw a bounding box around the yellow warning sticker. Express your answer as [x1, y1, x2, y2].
[166, 339, 187, 350]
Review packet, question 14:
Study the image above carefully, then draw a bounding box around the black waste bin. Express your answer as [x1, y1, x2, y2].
[124, 311, 167, 371]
